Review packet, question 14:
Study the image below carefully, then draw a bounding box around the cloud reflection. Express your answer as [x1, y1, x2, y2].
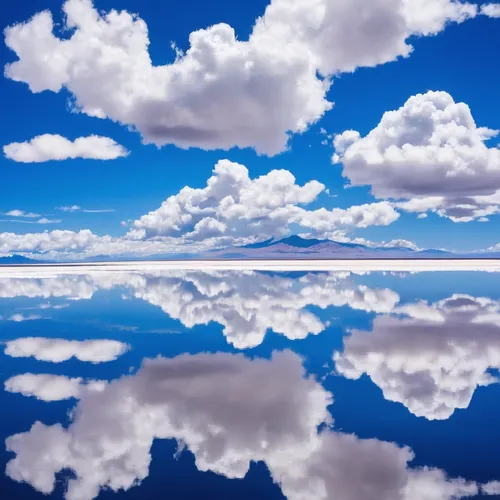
[5, 350, 480, 500]
[4, 338, 130, 364]
[0, 270, 398, 349]
[335, 294, 500, 420]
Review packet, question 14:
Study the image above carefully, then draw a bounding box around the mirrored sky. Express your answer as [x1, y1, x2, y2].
[2, 269, 500, 499]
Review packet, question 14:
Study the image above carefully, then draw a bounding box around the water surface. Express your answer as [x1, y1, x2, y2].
[1, 269, 500, 499]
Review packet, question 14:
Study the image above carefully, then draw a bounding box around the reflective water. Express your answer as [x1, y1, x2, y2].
[1, 269, 500, 499]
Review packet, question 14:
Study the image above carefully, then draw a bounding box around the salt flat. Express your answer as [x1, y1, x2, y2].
[0, 259, 500, 276]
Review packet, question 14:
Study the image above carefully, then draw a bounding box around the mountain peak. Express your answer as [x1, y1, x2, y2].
[273, 235, 325, 248]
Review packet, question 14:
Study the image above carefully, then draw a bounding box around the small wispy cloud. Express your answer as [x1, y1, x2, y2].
[20, 303, 70, 311]
[8, 313, 43, 322]
[0, 218, 61, 224]
[3, 209, 40, 218]
[56, 205, 115, 213]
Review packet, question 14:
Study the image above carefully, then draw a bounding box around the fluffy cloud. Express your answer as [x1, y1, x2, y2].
[0, 230, 99, 255]
[0, 270, 399, 349]
[4, 0, 479, 154]
[5, 373, 106, 402]
[5, 350, 480, 500]
[4, 337, 130, 363]
[482, 481, 500, 495]
[481, 4, 500, 17]
[0, 230, 190, 260]
[0, 160, 401, 259]
[333, 91, 500, 222]
[334, 294, 500, 420]
[3, 134, 129, 163]
[129, 159, 399, 243]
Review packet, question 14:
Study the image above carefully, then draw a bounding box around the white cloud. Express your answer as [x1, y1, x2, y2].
[4, 0, 479, 155]
[129, 159, 399, 244]
[333, 91, 500, 222]
[4, 210, 40, 218]
[57, 206, 81, 212]
[56, 206, 115, 213]
[5, 373, 106, 402]
[38, 303, 70, 310]
[0, 160, 401, 260]
[8, 313, 42, 322]
[0, 230, 99, 255]
[37, 218, 62, 224]
[482, 481, 500, 495]
[3, 134, 129, 163]
[481, 4, 500, 17]
[0, 218, 62, 225]
[5, 350, 480, 500]
[339, 236, 420, 251]
[334, 294, 500, 420]
[4, 337, 130, 363]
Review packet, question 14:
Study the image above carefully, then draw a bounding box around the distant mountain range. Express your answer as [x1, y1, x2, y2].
[204, 235, 454, 259]
[1, 236, 499, 263]
[0, 255, 43, 265]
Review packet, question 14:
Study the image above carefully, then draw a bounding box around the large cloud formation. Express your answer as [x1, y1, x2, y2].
[0, 160, 400, 260]
[128, 159, 399, 242]
[4, 337, 130, 363]
[0, 270, 399, 349]
[3, 134, 128, 163]
[121, 270, 399, 349]
[4, 0, 480, 154]
[5, 350, 481, 500]
[333, 91, 500, 222]
[335, 294, 500, 420]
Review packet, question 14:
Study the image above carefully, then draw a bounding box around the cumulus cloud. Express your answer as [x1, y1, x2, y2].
[0, 160, 401, 260]
[5, 373, 106, 402]
[0, 271, 399, 349]
[4, 0, 479, 154]
[0, 229, 203, 260]
[0, 230, 100, 256]
[481, 4, 500, 17]
[4, 337, 130, 363]
[3, 134, 129, 163]
[5, 350, 480, 500]
[129, 159, 399, 243]
[333, 91, 500, 222]
[482, 481, 500, 495]
[334, 294, 500, 420]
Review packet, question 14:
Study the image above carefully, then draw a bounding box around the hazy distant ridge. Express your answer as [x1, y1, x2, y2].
[205, 236, 453, 259]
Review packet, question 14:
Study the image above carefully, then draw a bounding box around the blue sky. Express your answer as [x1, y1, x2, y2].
[1, 0, 500, 258]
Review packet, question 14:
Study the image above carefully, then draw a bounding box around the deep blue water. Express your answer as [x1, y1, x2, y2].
[1, 270, 500, 499]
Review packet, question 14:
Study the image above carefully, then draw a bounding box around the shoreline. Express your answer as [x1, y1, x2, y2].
[1, 259, 500, 274]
